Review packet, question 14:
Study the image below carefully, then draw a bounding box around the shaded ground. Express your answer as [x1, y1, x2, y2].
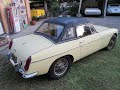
[87, 16, 120, 33]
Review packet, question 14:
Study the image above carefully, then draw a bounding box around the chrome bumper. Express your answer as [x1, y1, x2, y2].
[19, 69, 37, 79]
[8, 52, 37, 79]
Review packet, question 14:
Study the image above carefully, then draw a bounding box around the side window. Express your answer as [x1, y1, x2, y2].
[90, 25, 97, 33]
[84, 26, 91, 36]
[62, 27, 76, 40]
[76, 25, 91, 37]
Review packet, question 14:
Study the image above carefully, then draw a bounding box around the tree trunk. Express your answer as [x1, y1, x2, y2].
[44, 1, 48, 17]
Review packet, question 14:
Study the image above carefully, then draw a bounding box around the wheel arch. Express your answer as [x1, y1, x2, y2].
[104, 33, 117, 51]
[114, 33, 118, 37]
[48, 54, 74, 71]
[53, 54, 74, 64]
[64, 55, 74, 62]
[47, 54, 74, 79]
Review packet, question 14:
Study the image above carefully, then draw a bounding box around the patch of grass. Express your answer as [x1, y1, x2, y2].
[0, 35, 120, 90]
[67, 35, 120, 90]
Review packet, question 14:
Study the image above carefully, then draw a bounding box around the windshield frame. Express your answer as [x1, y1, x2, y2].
[34, 21, 65, 43]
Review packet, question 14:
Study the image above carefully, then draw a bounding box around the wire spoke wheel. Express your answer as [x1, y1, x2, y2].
[48, 56, 72, 79]
[54, 58, 69, 76]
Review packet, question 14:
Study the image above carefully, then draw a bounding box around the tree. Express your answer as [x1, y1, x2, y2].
[49, 0, 60, 17]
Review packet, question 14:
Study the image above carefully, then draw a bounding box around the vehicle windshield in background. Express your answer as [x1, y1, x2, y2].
[36, 23, 64, 39]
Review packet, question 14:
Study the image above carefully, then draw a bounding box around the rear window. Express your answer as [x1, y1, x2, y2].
[36, 22, 64, 39]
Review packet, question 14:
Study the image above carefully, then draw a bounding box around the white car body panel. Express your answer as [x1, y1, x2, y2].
[107, 4, 120, 14]
[95, 25, 118, 48]
[10, 34, 54, 69]
[79, 33, 101, 59]
[10, 25, 118, 76]
[85, 8, 101, 15]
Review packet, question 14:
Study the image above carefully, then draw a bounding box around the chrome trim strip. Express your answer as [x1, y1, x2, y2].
[10, 58, 18, 66]
[19, 69, 37, 79]
[31, 46, 80, 64]
[22, 72, 38, 79]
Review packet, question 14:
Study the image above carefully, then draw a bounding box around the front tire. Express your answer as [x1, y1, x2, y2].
[105, 35, 117, 51]
[48, 57, 72, 80]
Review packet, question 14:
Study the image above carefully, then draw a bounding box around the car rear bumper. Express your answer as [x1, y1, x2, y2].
[85, 9, 101, 15]
[19, 68, 37, 79]
[107, 11, 120, 14]
[8, 52, 37, 79]
[85, 12, 101, 15]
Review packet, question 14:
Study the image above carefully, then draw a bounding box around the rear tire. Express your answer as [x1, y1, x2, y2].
[48, 56, 72, 80]
[105, 35, 117, 51]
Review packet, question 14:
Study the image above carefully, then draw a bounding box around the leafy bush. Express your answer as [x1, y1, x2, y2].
[32, 16, 38, 21]
[69, 5, 79, 16]
[49, 0, 60, 17]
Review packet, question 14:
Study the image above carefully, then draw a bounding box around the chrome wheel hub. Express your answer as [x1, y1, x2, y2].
[54, 58, 69, 76]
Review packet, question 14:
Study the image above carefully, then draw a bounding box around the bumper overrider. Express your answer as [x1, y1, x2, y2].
[8, 52, 37, 79]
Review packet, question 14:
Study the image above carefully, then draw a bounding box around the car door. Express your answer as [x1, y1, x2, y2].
[60, 27, 81, 61]
[76, 25, 101, 59]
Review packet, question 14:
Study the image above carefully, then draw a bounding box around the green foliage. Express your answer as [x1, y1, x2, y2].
[49, 0, 60, 16]
[32, 16, 38, 21]
[69, 5, 79, 16]
[66, 35, 120, 90]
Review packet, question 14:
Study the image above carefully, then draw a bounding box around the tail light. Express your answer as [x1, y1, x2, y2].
[9, 40, 13, 49]
[24, 56, 31, 71]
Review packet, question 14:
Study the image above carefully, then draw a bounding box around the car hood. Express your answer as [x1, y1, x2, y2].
[10, 34, 54, 61]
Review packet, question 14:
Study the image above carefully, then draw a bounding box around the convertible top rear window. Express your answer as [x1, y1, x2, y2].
[36, 23, 64, 39]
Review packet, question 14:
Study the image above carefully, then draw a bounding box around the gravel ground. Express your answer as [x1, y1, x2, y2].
[0, 16, 120, 90]
[86, 16, 120, 33]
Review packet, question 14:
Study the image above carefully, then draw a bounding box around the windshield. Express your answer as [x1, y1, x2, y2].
[36, 22, 64, 39]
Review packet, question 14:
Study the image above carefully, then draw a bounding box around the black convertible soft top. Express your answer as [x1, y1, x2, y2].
[35, 17, 91, 43]
[45, 17, 90, 27]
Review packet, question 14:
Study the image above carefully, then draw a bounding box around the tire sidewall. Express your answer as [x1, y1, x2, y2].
[106, 35, 117, 50]
[48, 56, 72, 80]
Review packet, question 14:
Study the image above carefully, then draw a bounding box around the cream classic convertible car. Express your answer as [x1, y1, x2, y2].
[8, 17, 118, 79]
